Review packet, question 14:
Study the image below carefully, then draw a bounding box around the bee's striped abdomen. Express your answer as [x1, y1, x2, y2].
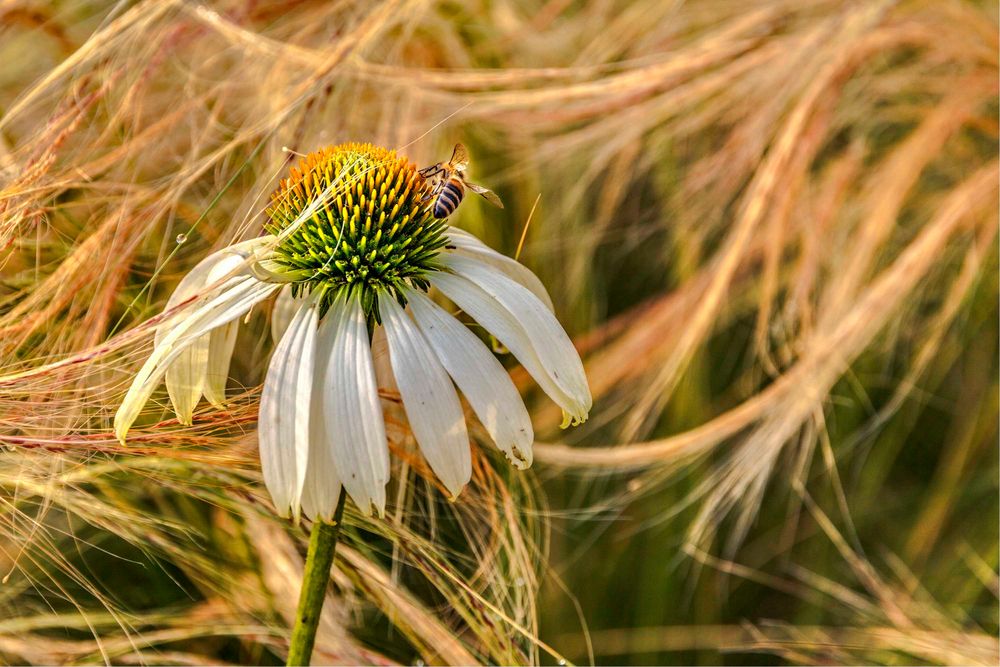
[432, 178, 465, 218]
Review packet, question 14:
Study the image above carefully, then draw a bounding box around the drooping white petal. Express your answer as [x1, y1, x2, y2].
[164, 336, 210, 425]
[259, 298, 319, 520]
[322, 298, 389, 515]
[408, 290, 534, 469]
[154, 237, 275, 348]
[196, 251, 258, 407]
[114, 276, 278, 442]
[379, 296, 471, 498]
[445, 227, 554, 311]
[300, 311, 343, 522]
[202, 320, 239, 407]
[159, 261, 236, 423]
[155, 237, 275, 419]
[432, 255, 591, 425]
[271, 284, 300, 345]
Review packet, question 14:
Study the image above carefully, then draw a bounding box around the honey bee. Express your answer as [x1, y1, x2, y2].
[419, 143, 504, 219]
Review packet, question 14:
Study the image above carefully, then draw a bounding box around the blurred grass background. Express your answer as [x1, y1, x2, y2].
[0, 0, 996, 664]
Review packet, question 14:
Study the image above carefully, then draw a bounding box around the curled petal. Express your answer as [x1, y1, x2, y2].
[432, 255, 591, 425]
[445, 227, 554, 311]
[156, 237, 276, 418]
[154, 237, 276, 347]
[114, 277, 278, 442]
[164, 336, 210, 426]
[203, 320, 239, 407]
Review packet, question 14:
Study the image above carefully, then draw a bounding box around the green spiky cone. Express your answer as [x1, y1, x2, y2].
[265, 143, 448, 322]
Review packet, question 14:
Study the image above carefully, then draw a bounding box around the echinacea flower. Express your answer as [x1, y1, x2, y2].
[115, 143, 591, 520]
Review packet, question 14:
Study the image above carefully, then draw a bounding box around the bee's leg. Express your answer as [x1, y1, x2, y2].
[419, 174, 444, 203]
[420, 186, 440, 203]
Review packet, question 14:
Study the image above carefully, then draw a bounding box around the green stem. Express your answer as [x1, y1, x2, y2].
[287, 488, 347, 666]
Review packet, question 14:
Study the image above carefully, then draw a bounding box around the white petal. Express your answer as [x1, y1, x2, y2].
[164, 336, 209, 425]
[322, 298, 389, 515]
[271, 284, 300, 345]
[114, 277, 278, 442]
[300, 312, 343, 522]
[202, 320, 239, 407]
[156, 238, 274, 418]
[432, 256, 591, 425]
[154, 237, 273, 348]
[159, 257, 239, 421]
[408, 290, 534, 469]
[379, 296, 471, 498]
[259, 299, 319, 520]
[445, 227, 554, 311]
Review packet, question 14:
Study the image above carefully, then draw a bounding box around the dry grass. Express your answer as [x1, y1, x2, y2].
[0, 0, 996, 664]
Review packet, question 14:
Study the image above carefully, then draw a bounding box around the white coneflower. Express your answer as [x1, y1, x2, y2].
[115, 142, 591, 522]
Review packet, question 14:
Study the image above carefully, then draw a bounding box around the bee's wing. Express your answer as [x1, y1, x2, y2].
[450, 143, 470, 171]
[467, 182, 504, 208]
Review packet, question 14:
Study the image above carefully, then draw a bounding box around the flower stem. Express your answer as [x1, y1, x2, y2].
[287, 488, 347, 666]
